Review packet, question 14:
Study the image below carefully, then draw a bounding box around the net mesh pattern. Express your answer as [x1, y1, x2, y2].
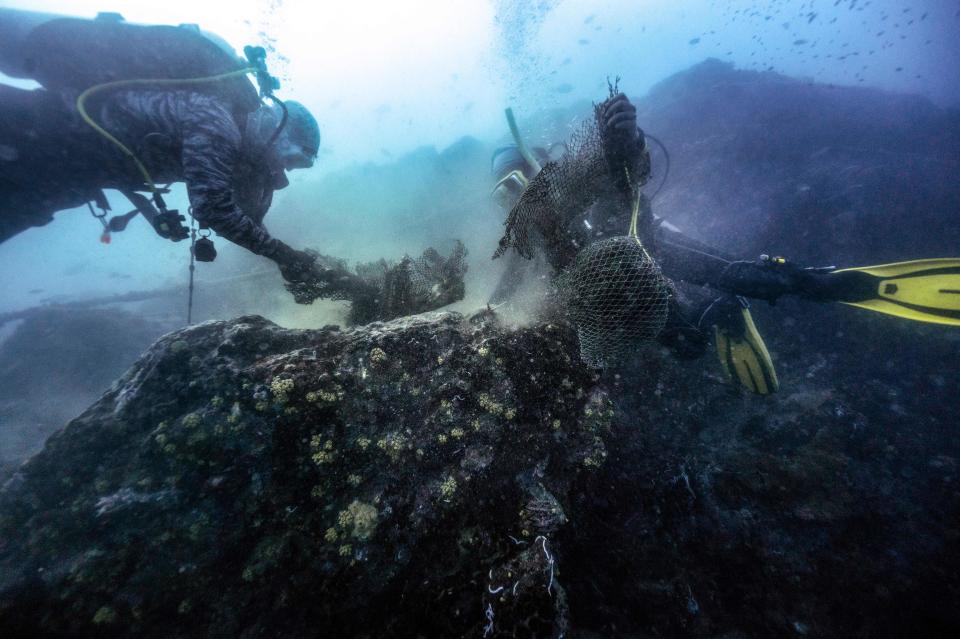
[348, 241, 468, 325]
[556, 236, 671, 367]
[493, 88, 668, 367]
[494, 118, 608, 270]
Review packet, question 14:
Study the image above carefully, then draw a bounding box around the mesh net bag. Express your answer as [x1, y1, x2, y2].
[556, 236, 670, 367]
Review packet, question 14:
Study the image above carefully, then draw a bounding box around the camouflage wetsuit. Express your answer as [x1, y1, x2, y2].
[0, 84, 287, 258]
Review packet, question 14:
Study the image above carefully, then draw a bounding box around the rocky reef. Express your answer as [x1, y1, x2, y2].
[1, 308, 958, 637]
[0, 311, 612, 637]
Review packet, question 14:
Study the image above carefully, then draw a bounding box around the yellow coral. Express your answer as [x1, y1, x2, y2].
[311, 450, 334, 465]
[437, 433, 448, 445]
[357, 437, 371, 450]
[450, 427, 465, 440]
[92, 606, 117, 625]
[270, 377, 295, 403]
[336, 500, 379, 540]
[182, 413, 201, 428]
[347, 474, 363, 487]
[310, 435, 335, 465]
[376, 433, 409, 462]
[369, 347, 388, 365]
[439, 476, 457, 500]
[324, 527, 339, 543]
[317, 390, 338, 403]
[338, 544, 353, 557]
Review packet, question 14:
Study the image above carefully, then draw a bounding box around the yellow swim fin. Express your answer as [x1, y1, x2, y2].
[715, 299, 779, 395]
[827, 258, 960, 327]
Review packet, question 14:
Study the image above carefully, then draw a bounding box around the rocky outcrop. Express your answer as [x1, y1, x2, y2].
[637, 58, 960, 266]
[0, 311, 610, 637]
[1, 308, 958, 637]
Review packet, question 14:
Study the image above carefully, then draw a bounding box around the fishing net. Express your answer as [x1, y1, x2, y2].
[557, 236, 670, 367]
[494, 84, 668, 367]
[493, 118, 609, 270]
[348, 241, 468, 325]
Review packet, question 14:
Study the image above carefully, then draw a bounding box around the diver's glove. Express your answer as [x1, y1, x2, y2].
[598, 93, 649, 192]
[264, 239, 336, 304]
[717, 255, 834, 303]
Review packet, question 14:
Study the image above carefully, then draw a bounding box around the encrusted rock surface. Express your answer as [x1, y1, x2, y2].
[0, 311, 609, 637]
[1, 309, 958, 637]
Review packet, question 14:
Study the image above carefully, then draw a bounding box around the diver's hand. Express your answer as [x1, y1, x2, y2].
[601, 93, 640, 145]
[599, 93, 646, 191]
[265, 240, 334, 304]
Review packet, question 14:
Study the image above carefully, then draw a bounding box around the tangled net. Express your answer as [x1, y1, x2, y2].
[494, 83, 667, 367]
[557, 236, 670, 367]
[348, 241, 468, 325]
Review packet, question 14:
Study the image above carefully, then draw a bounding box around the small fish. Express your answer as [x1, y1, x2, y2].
[794, 39, 808, 45]
[689, 37, 701, 45]
[578, 38, 589, 45]
[554, 83, 574, 94]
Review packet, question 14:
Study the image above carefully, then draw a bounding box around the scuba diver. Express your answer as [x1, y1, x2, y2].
[0, 9, 330, 304]
[490, 90, 960, 394]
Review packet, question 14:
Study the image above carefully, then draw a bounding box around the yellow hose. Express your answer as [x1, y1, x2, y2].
[75, 67, 256, 193]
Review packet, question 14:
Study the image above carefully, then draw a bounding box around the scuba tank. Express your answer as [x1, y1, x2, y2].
[0, 9, 260, 114]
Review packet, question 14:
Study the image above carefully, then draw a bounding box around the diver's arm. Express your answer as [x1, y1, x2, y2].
[180, 95, 276, 256]
[495, 94, 648, 271]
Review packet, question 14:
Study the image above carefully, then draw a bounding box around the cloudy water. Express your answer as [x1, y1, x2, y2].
[0, 1, 958, 637]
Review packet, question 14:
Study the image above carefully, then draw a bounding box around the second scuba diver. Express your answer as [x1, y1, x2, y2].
[489, 90, 960, 394]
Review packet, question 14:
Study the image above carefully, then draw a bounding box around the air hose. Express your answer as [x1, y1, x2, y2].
[75, 67, 258, 202]
[504, 107, 542, 175]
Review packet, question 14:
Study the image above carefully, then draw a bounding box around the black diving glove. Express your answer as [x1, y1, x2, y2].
[264, 240, 335, 304]
[717, 256, 834, 303]
[598, 93, 649, 192]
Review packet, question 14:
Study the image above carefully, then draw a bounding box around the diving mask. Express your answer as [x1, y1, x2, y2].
[491, 169, 529, 209]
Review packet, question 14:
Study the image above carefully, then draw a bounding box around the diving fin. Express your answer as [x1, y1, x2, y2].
[714, 298, 779, 395]
[825, 258, 960, 327]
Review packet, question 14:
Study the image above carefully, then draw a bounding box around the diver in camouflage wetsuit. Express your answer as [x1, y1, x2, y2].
[0, 82, 329, 301]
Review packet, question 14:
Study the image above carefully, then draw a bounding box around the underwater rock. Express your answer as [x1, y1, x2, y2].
[637, 58, 960, 265]
[0, 307, 173, 479]
[0, 311, 610, 637]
